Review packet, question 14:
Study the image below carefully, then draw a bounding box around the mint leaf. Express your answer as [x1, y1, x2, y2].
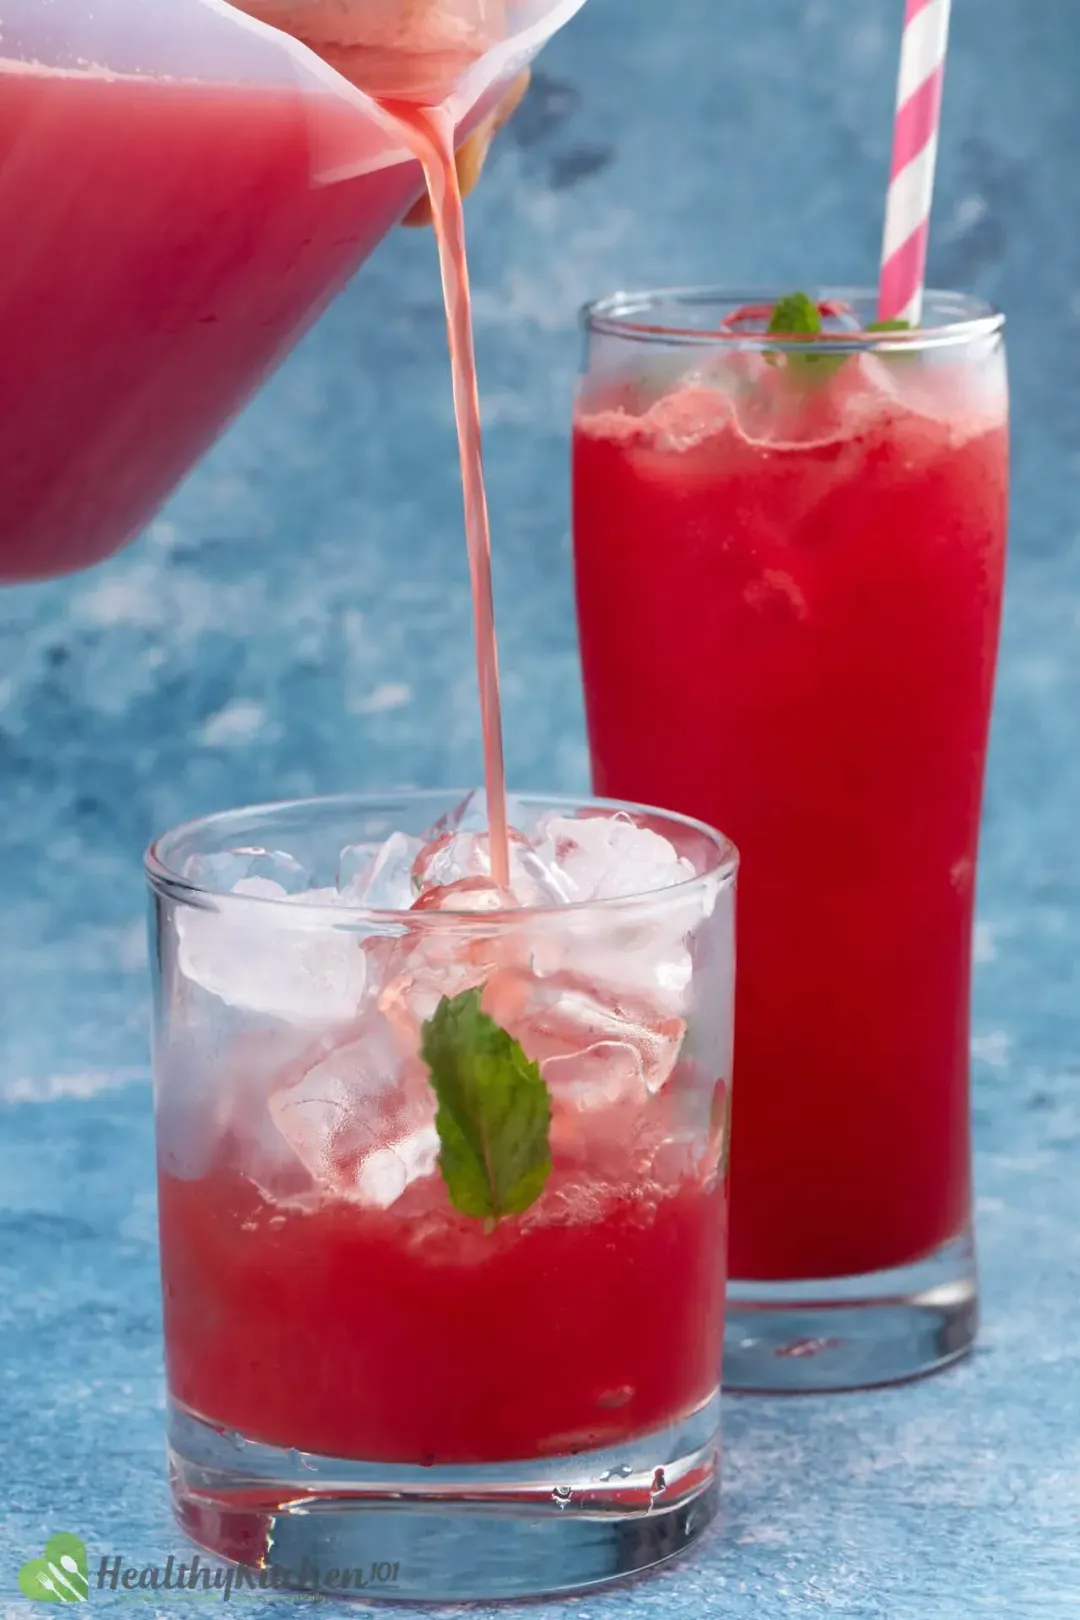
[765, 291, 846, 377]
[766, 291, 822, 336]
[421, 988, 552, 1222]
[865, 317, 917, 363]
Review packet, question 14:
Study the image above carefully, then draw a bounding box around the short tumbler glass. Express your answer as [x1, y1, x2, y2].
[573, 288, 1009, 1392]
[147, 791, 737, 1601]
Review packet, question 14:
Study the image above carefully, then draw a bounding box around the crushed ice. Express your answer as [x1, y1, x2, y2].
[175, 795, 722, 1207]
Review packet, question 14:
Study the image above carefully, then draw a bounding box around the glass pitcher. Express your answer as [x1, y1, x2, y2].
[0, 0, 585, 584]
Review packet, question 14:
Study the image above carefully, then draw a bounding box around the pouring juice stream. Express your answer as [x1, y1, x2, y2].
[392, 100, 510, 888]
[234, 0, 512, 884]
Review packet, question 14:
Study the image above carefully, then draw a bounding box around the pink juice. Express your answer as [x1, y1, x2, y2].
[159, 1100, 728, 1470]
[0, 61, 422, 583]
[390, 98, 511, 878]
[573, 340, 1008, 1283]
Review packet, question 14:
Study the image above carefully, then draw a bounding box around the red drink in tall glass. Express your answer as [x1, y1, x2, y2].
[572, 291, 1007, 1384]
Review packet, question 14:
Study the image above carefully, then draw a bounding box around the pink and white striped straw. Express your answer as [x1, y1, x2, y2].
[879, 0, 953, 326]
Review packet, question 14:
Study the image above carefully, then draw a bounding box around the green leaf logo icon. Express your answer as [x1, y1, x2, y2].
[18, 1535, 89, 1602]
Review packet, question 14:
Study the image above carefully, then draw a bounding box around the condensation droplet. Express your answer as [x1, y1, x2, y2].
[650, 1468, 667, 1497]
[552, 1484, 573, 1508]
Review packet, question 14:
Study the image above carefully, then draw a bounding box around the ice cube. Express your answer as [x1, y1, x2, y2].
[425, 787, 532, 839]
[220, 1025, 339, 1200]
[176, 882, 367, 1024]
[541, 1038, 651, 1112]
[354, 1126, 440, 1209]
[338, 832, 424, 910]
[482, 968, 684, 1182]
[411, 829, 571, 907]
[526, 813, 703, 1012]
[483, 968, 685, 1097]
[411, 832, 501, 892]
[641, 1061, 729, 1189]
[411, 876, 519, 913]
[409, 791, 572, 908]
[521, 931, 697, 1029]
[377, 878, 526, 1046]
[268, 1017, 438, 1207]
[184, 846, 311, 896]
[642, 384, 734, 453]
[730, 353, 897, 452]
[535, 812, 696, 903]
[339, 811, 709, 1065]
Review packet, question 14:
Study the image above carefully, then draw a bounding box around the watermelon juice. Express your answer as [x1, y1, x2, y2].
[149, 788, 737, 1585]
[159, 1142, 727, 1466]
[0, 60, 422, 583]
[572, 291, 1008, 1287]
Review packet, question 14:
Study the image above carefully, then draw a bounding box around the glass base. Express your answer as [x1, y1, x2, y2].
[723, 1229, 978, 1393]
[167, 1396, 721, 1601]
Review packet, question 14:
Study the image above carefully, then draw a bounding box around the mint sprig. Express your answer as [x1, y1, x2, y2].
[756, 297, 917, 384]
[767, 292, 822, 337]
[766, 291, 844, 377]
[421, 988, 552, 1224]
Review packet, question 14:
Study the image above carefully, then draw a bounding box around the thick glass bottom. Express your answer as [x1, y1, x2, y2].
[167, 1394, 721, 1601]
[723, 1228, 977, 1393]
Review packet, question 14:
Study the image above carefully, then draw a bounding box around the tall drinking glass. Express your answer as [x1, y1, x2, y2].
[572, 289, 1008, 1391]
[147, 790, 736, 1599]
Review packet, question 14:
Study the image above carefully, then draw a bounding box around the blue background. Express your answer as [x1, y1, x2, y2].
[3, 0, 1079, 1612]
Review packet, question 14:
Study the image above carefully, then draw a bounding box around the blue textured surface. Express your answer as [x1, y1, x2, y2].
[2, 0, 1079, 1613]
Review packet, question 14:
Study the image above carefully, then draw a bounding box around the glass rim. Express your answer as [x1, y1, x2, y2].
[580, 285, 1005, 353]
[145, 789, 739, 927]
